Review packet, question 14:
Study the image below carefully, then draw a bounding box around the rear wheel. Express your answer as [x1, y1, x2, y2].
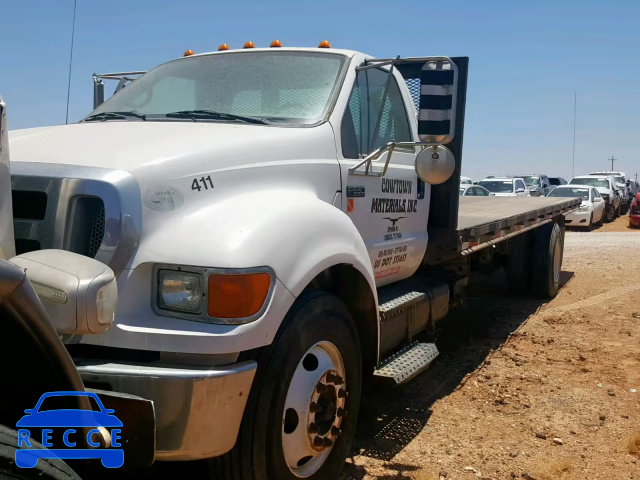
[531, 222, 563, 298]
[210, 292, 362, 480]
[505, 233, 531, 294]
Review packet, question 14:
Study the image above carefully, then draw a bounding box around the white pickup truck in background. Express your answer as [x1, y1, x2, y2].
[8, 43, 579, 479]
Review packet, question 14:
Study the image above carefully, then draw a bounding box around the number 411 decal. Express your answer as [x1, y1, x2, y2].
[192, 175, 214, 192]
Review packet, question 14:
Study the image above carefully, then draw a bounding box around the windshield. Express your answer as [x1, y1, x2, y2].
[549, 178, 561, 185]
[88, 51, 346, 125]
[548, 187, 589, 201]
[520, 176, 540, 186]
[478, 180, 513, 193]
[570, 177, 610, 188]
[613, 176, 625, 184]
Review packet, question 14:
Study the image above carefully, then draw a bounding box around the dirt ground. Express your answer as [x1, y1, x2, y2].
[341, 215, 640, 480]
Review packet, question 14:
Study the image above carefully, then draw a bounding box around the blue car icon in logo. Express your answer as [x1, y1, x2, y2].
[15, 391, 124, 468]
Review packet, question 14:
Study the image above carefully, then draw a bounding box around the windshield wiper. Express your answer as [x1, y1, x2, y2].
[163, 110, 268, 125]
[85, 111, 146, 121]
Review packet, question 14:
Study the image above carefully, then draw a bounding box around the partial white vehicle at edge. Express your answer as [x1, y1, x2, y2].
[477, 177, 530, 197]
[548, 185, 605, 229]
[569, 175, 620, 222]
[459, 184, 491, 196]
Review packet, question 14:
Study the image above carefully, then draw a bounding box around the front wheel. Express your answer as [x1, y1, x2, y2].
[211, 292, 362, 480]
[621, 202, 630, 215]
[605, 205, 615, 222]
[588, 213, 594, 231]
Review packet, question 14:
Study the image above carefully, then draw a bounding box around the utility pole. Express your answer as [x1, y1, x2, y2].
[571, 92, 577, 178]
[609, 155, 616, 171]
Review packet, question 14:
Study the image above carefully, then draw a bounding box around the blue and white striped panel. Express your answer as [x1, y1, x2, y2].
[419, 63, 454, 142]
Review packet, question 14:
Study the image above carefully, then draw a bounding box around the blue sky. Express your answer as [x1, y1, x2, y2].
[1, 0, 639, 181]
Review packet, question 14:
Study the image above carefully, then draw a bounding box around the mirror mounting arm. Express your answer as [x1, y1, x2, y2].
[348, 142, 440, 177]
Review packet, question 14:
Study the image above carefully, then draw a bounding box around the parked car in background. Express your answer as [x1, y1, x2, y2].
[569, 175, 620, 222]
[516, 174, 552, 197]
[591, 171, 630, 214]
[459, 184, 492, 196]
[549, 177, 567, 186]
[629, 193, 640, 228]
[548, 185, 605, 229]
[477, 177, 530, 197]
[460, 176, 473, 185]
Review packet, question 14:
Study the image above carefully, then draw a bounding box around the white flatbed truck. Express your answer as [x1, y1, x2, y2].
[8, 43, 579, 479]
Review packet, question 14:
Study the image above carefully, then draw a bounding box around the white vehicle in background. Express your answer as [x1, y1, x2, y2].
[516, 174, 552, 197]
[459, 184, 491, 196]
[477, 177, 530, 197]
[548, 185, 605, 229]
[569, 175, 620, 222]
[590, 171, 630, 214]
[460, 175, 473, 185]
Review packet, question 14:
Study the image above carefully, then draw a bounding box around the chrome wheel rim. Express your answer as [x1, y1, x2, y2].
[281, 341, 347, 477]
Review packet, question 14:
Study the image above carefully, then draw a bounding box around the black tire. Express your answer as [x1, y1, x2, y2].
[0, 425, 80, 480]
[621, 202, 630, 216]
[588, 213, 594, 231]
[531, 222, 563, 298]
[616, 204, 621, 218]
[605, 205, 615, 223]
[210, 292, 362, 480]
[505, 233, 531, 294]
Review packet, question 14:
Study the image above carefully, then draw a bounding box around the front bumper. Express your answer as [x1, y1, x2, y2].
[77, 360, 257, 461]
[565, 209, 591, 226]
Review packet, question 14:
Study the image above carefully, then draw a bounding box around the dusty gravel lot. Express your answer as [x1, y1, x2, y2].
[342, 215, 640, 480]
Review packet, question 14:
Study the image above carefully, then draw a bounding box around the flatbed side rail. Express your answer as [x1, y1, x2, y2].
[458, 198, 580, 251]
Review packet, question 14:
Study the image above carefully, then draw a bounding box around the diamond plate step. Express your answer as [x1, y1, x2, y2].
[373, 341, 439, 385]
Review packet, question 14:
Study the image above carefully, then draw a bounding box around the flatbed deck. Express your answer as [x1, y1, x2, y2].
[458, 196, 579, 235]
[426, 196, 580, 264]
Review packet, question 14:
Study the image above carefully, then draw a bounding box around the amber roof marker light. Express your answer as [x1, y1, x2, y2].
[318, 40, 331, 48]
[218, 43, 230, 51]
[243, 41, 256, 49]
[183, 49, 195, 57]
[270, 40, 283, 47]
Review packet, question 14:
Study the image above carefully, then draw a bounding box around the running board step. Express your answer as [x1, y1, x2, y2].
[373, 341, 439, 386]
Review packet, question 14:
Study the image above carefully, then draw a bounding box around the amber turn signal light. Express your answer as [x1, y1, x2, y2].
[183, 49, 195, 56]
[270, 39, 283, 47]
[318, 40, 331, 48]
[243, 41, 255, 49]
[218, 43, 230, 51]
[207, 273, 271, 319]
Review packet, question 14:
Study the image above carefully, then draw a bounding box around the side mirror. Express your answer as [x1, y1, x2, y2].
[10, 250, 117, 335]
[415, 145, 456, 185]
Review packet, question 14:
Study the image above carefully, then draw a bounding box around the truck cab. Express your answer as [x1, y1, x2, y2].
[8, 44, 577, 479]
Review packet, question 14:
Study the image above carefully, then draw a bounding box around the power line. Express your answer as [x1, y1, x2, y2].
[65, 0, 77, 125]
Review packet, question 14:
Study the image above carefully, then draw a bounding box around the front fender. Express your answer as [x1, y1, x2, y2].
[87, 190, 377, 354]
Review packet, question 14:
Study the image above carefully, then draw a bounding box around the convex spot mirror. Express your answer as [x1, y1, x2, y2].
[415, 145, 455, 185]
[10, 250, 117, 335]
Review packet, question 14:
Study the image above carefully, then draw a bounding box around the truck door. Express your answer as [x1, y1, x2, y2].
[337, 67, 429, 286]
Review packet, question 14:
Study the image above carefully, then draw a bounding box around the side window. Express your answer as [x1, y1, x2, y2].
[477, 188, 489, 196]
[341, 68, 412, 158]
[516, 180, 525, 191]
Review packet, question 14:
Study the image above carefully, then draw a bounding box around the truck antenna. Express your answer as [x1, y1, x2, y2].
[571, 91, 576, 178]
[65, 0, 77, 125]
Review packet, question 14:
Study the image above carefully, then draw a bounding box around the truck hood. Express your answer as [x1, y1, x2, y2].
[9, 121, 337, 183]
[595, 187, 612, 196]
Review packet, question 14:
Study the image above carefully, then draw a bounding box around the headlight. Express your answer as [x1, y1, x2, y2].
[154, 265, 275, 324]
[158, 270, 203, 313]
